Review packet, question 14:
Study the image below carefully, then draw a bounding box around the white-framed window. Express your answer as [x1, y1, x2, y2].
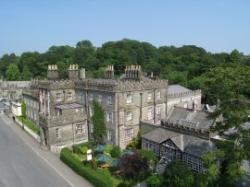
[126, 112, 133, 121]
[76, 124, 85, 135]
[126, 93, 132, 104]
[107, 129, 112, 141]
[147, 92, 152, 101]
[147, 107, 154, 120]
[67, 92, 73, 101]
[156, 105, 161, 115]
[107, 95, 112, 105]
[156, 91, 161, 100]
[89, 94, 93, 101]
[98, 95, 102, 103]
[125, 128, 133, 138]
[107, 112, 113, 123]
[55, 128, 60, 138]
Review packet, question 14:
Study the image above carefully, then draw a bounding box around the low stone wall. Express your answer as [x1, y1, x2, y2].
[15, 118, 41, 142]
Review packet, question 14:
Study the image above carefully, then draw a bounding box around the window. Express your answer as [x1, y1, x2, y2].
[126, 93, 132, 104]
[147, 92, 152, 101]
[55, 128, 60, 138]
[125, 128, 133, 138]
[76, 124, 85, 135]
[156, 105, 161, 115]
[126, 112, 133, 121]
[89, 107, 93, 117]
[89, 94, 93, 101]
[156, 91, 161, 100]
[107, 129, 112, 141]
[67, 92, 73, 101]
[98, 95, 102, 103]
[147, 107, 154, 120]
[56, 109, 62, 116]
[107, 95, 112, 105]
[56, 93, 62, 102]
[107, 112, 113, 123]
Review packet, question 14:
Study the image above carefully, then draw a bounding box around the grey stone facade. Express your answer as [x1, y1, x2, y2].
[23, 64, 204, 150]
[23, 88, 39, 125]
[0, 80, 30, 100]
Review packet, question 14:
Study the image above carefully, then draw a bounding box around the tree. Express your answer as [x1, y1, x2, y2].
[6, 64, 20, 80]
[119, 152, 148, 181]
[139, 149, 158, 170]
[21, 100, 26, 118]
[91, 100, 106, 143]
[162, 160, 195, 187]
[228, 49, 242, 63]
[146, 174, 163, 187]
[21, 66, 32, 80]
[111, 146, 121, 158]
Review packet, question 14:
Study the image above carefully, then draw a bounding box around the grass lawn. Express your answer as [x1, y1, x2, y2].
[17, 116, 40, 135]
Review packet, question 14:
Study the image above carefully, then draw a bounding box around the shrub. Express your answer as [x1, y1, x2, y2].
[111, 146, 121, 158]
[104, 144, 113, 154]
[60, 148, 113, 187]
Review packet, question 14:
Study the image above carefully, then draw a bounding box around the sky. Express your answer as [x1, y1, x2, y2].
[0, 0, 250, 56]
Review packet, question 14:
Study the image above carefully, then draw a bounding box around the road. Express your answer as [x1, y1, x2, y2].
[0, 113, 92, 187]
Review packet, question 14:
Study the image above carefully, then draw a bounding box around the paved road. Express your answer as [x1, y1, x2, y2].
[0, 113, 92, 187]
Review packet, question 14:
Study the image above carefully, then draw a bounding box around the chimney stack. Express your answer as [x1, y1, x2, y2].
[68, 64, 79, 80]
[80, 68, 86, 80]
[125, 65, 142, 80]
[104, 65, 114, 79]
[47, 65, 59, 80]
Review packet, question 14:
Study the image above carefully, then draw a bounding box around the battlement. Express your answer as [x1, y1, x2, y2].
[168, 89, 201, 99]
[161, 121, 210, 138]
[39, 80, 75, 90]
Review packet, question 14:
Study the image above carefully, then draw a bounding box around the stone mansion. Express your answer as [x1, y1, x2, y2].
[23, 64, 202, 150]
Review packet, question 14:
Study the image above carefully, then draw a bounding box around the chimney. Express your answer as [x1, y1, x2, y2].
[68, 64, 79, 80]
[192, 101, 198, 112]
[104, 65, 114, 79]
[125, 65, 142, 80]
[80, 68, 86, 80]
[47, 64, 59, 80]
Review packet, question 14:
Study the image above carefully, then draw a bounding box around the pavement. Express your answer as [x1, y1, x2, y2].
[0, 113, 92, 187]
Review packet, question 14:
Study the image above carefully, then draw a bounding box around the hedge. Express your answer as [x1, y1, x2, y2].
[17, 116, 40, 135]
[60, 148, 113, 187]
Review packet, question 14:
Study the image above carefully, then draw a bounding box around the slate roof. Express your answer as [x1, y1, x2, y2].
[142, 127, 216, 157]
[55, 103, 84, 110]
[168, 84, 190, 95]
[142, 128, 180, 144]
[183, 135, 215, 157]
[164, 107, 214, 130]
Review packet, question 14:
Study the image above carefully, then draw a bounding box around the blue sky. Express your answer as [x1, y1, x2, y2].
[0, 0, 249, 56]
